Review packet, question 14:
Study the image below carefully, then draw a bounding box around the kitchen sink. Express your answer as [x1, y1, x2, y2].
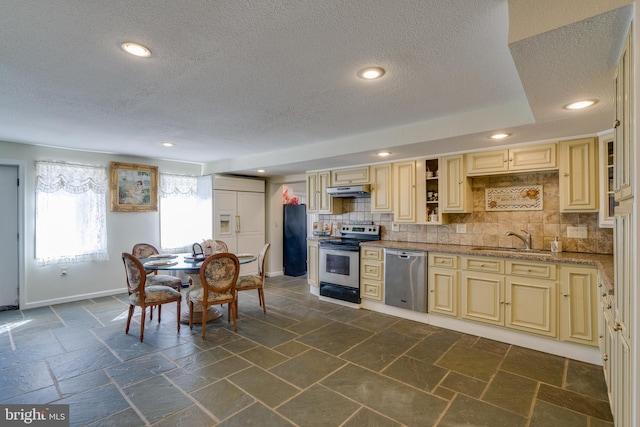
[470, 247, 555, 257]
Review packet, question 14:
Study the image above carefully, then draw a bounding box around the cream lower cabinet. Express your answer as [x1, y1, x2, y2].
[428, 253, 458, 316]
[459, 256, 558, 339]
[307, 240, 319, 287]
[360, 247, 384, 301]
[559, 265, 598, 346]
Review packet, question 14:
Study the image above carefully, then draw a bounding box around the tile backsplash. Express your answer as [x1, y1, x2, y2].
[319, 171, 613, 254]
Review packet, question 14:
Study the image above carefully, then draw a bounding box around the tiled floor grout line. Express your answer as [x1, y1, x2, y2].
[102, 368, 152, 427]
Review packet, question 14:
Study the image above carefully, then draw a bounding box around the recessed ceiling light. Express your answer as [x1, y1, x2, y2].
[357, 67, 385, 80]
[161, 142, 174, 147]
[257, 169, 266, 173]
[489, 133, 511, 140]
[377, 151, 391, 157]
[564, 99, 597, 110]
[121, 42, 151, 58]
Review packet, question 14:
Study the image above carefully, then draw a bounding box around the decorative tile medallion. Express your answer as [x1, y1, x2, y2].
[485, 185, 543, 211]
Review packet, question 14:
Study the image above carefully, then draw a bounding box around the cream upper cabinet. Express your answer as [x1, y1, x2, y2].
[614, 26, 633, 201]
[440, 155, 472, 213]
[558, 138, 599, 212]
[559, 265, 598, 346]
[331, 166, 370, 186]
[466, 143, 556, 176]
[393, 161, 417, 222]
[307, 239, 319, 287]
[370, 163, 393, 213]
[306, 170, 341, 214]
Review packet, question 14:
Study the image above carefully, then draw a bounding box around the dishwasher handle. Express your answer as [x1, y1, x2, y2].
[386, 249, 426, 258]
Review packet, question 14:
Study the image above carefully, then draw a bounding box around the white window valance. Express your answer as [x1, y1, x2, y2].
[35, 161, 109, 266]
[35, 161, 108, 194]
[160, 174, 198, 199]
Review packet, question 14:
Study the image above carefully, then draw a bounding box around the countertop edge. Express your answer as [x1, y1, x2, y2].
[360, 241, 615, 292]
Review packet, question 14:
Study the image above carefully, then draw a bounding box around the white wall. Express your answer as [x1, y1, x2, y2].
[0, 140, 201, 308]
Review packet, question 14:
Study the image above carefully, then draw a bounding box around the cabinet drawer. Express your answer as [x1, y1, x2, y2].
[361, 260, 384, 281]
[361, 247, 384, 261]
[462, 256, 504, 273]
[506, 260, 556, 280]
[429, 253, 458, 269]
[361, 279, 383, 300]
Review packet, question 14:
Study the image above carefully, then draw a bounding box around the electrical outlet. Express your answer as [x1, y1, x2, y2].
[567, 226, 588, 238]
[456, 224, 467, 234]
[392, 223, 400, 232]
[60, 267, 68, 277]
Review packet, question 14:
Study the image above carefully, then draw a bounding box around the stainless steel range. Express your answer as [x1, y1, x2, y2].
[318, 224, 380, 304]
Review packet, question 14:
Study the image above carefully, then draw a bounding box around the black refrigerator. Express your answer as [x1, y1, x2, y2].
[283, 204, 307, 276]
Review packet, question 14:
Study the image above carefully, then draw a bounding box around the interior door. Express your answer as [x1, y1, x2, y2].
[0, 166, 19, 307]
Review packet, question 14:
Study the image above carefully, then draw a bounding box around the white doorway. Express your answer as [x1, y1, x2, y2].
[0, 165, 19, 308]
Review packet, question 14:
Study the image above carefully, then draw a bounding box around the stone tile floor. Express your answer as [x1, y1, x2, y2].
[0, 275, 612, 426]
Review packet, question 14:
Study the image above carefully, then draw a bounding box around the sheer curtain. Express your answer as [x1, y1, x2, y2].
[35, 161, 109, 266]
[160, 174, 211, 250]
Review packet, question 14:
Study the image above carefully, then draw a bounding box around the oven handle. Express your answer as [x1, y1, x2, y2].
[320, 247, 360, 252]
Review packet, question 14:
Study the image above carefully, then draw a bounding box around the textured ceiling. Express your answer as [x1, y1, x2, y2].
[0, 1, 633, 176]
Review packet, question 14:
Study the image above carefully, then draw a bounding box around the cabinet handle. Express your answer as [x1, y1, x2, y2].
[503, 159, 508, 163]
[480, 263, 485, 267]
[509, 158, 513, 162]
[563, 173, 570, 177]
[504, 302, 510, 305]
[235, 215, 241, 233]
[603, 354, 609, 362]
[527, 269, 532, 272]
[562, 293, 569, 297]
[614, 119, 620, 128]
[430, 289, 435, 293]
[458, 181, 462, 185]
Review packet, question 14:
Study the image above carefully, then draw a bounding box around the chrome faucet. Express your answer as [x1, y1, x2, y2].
[505, 230, 531, 250]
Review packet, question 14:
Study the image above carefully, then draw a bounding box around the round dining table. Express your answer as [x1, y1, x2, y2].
[140, 252, 257, 324]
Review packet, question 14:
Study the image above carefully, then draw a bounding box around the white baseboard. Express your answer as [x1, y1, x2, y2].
[23, 288, 126, 310]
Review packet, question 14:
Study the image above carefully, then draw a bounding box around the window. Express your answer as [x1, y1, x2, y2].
[35, 161, 108, 266]
[160, 174, 211, 250]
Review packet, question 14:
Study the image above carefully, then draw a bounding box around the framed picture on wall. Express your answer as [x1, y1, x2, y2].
[110, 162, 158, 212]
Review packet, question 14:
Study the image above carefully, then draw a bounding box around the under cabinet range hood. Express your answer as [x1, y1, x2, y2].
[326, 184, 371, 198]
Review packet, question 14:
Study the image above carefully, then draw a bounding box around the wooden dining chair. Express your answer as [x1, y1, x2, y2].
[236, 243, 270, 315]
[132, 243, 183, 320]
[189, 253, 240, 339]
[215, 240, 229, 253]
[122, 252, 182, 342]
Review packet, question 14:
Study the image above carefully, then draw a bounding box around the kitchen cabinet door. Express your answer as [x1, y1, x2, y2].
[505, 276, 557, 338]
[331, 166, 370, 186]
[559, 265, 598, 346]
[466, 144, 556, 175]
[393, 161, 416, 222]
[614, 27, 633, 201]
[371, 163, 393, 212]
[460, 271, 504, 326]
[306, 171, 341, 214]
[559, 138, 599, 212]
[428, 268, 458, 317]
[440, 155, 472, 213]
[466, 150, 509, 175]
[307, 240, 319, 287]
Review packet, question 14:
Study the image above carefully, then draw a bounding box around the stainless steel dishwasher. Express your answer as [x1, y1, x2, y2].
[384, 249, 427, 312]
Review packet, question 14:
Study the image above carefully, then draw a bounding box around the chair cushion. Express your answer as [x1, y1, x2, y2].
[236, 275, 262, 289]
[129, 285, 181, 305]
[147, 274, 182, 288]
[189, 288, 234, 303]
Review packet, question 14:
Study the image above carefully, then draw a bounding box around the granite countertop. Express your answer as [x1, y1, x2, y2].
[360, 241, 615, 292]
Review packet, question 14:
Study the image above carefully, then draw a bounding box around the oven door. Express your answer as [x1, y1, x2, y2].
[319, 246, 360, 289]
